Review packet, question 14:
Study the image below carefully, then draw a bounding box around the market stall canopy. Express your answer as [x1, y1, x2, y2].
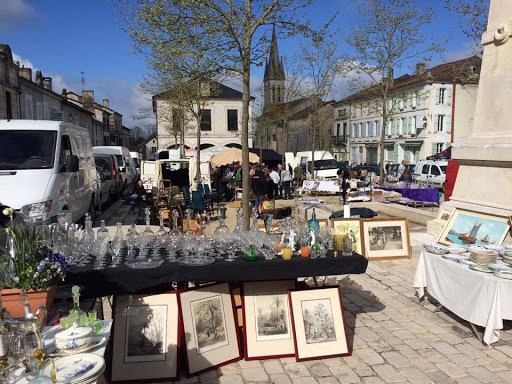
[427, 146, 451, 160]
[210, 147, 260, 167]
[249, 148, 283, 163]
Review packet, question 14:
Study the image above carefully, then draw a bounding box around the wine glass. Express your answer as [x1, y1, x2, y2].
[110, 237, 123, 267]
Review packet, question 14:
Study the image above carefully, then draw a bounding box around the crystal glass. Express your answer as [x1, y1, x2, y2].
[169, 209, 182, 237]
[81, 213, 95, 257]
[92, 238, 109, 270]
[156, 210, 168, 247]
[232, 208, 242, 234]
[97, 220, 109, 241]
[110, 223, 124, 267]
[214, 208, 229, 238]
[184, 209, 195, 238]
[142, 210, 155, 244]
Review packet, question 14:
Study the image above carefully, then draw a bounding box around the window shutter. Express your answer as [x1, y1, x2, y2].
[393, 145, 398, 163]
[432, 143, 437, 155]
[376, 120, 381, 137]
[445, 115, 452, 133]
[434, 115, 439, 132]
[435, 88, 440, 105]
[447, 88, 452, 106]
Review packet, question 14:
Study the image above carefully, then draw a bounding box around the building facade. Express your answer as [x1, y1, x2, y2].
[335, 57, 481, 165]
[154, 81, 253, 151]
[0, 44, 21, 120]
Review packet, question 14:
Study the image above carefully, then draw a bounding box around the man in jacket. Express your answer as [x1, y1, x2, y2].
[280, 166, 293, 200]
[269, 167, 280, 199]
[250, 164, 268, 213]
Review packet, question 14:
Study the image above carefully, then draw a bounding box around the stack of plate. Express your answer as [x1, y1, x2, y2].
[44, 353, 105, 383]
[469, 248, 498, 266]
[494, 270, 512, 280]
[500, 249, 512, 264]
[423, 244, 448, 255]
[442, 254, 468, 262]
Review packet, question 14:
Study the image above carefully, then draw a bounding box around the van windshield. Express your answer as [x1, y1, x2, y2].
[0, 130, 57, 170]
[440, 166, 447, 174]
[307, 160, 338, 170]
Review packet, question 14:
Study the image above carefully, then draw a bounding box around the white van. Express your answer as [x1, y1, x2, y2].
[0, 120, 98, 222]
[286, 150, 337, 179]
[413, 160, 448, 190]
[93, 146, 137, 188]
[129, 151, 141, 178]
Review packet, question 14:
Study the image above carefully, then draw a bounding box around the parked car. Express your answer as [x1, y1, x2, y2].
[386, 163, 415, 182]
[0, 120, 96, 222]
[92, 146, 137, 189]
[130, 151, 141, 179]
[305, 159, 340, 179]
[351, 165, 381, 176]
[92, 168, 109, 211]
[413, 160, 448, 190]
[93, 154, 121, 201]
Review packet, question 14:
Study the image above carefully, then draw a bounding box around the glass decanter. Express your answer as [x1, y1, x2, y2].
[214, 208, 229, 238]
[142, 210, 155, 243]
[97, 220, 109, 240]
[80, 213, 95, 258]
[232, 208, 242, 234]
[125, 224, 138, 258]
[169, 209, 182, 237]
[249, 208, 259, 233]
[156, 210, 168, 246]
[68, 286, 87, 325]
[183, 209, 195, 238]
[28, 349, 56, 384]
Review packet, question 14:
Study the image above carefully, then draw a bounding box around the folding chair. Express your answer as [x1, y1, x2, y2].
[183, 186, 191, 207]
[191, 190, 204, 213]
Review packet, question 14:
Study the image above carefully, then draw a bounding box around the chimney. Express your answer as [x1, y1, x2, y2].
[42, 77, 52, 91]
[62, 89, 67, 99]
[416, 62, 426, 74]
[35, 71, 43, 86]
[19, 66, 32, 81]
[103, 99, 109, 108]
[82, 90, 95, 112]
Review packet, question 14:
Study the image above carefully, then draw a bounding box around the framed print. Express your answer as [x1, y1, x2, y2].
[178, 283, 241, 377]
[437, 208, 454, 224]
[242, 280, 296, 360]
[111, 292, 180, 383]
[362, 218, 411, 260]
[437, 208, 510, 246]
[331, 218, 364, 255]
[318, 218, 329, 229]
[288, 287, 350, 361]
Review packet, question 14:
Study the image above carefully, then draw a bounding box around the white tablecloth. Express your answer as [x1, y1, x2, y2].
[10, 320, 112, 383]
[413, 252, 512, 345]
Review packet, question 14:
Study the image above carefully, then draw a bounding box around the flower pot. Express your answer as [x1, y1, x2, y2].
[1, 286, 57, 318]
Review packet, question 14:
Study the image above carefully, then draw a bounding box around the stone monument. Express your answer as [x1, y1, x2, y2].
[444, 0, 512, 220]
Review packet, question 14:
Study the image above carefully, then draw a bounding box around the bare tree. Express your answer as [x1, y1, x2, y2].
[445, 0, 489, 50]
[344, 0, 446, 181]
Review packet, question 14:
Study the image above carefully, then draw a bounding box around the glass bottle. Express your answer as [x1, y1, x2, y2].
[142, 210, 155, 242]
[308, 208, 320, 245]
[184, 209, 195, 238]
[156, 210, 167, 246]
[28, 349, 56, 384]
[250, 208, 259, 233]
[110, 223, 124, 267]
[214, 208, 229, 238]
[68, 286, 86, 325]
[125, 223, 138, 257]
[232, 208, 242, 234]
[82, 213, 96, 242]
[97, 220, 109, 240]
[169, 209, 182, 237]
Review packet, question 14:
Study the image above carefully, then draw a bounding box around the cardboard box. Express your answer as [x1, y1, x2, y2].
[229, 201, 242, 208]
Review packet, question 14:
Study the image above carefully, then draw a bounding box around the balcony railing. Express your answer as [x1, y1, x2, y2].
[331, 135, 348, 146]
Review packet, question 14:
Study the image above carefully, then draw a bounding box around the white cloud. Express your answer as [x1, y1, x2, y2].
[0, 0, 37, 30]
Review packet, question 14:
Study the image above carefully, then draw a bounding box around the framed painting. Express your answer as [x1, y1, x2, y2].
[361, 218, 411, 260]
[242, 280, 296, 360]
[318, 218, 329, 229]
[288, 286, 350, 361]
[111, 292, 180, 383]
[178, 282, 241, 377]
[437, 208, 454, 224]
[331, 218, 364, 255]
[437, 208, 510, 246]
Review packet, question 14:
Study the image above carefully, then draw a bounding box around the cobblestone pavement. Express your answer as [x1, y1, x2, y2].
[96, 199, 512, 383]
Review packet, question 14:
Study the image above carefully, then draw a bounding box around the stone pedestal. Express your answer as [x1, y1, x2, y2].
[444, 0, 512, 217]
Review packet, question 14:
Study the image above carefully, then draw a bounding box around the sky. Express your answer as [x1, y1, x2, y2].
[0, 0, 478, 129]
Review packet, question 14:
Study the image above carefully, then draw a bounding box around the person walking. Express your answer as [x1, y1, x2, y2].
[294, 163, 304, 183]
[399, 167, 412, 184]
[277, 164, 284, 199]
[264, 167, 275, 199]
[269, 167, 280, 199]
[250, 164, 267, 213]
[397, 159, 407, 178]
[280, 166, 293, 200]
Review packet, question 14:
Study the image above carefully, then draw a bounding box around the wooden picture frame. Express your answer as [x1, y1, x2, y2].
[178, 282, 241, 377]
[437, 208, 510, 247]
[318, 218, 329, 229]
[242, 280, 297, 360]
[111, 292, 180, 383]
[288, 286, 351, 362]
[331, 218, 364, 256]
[361, 218, 411, 260]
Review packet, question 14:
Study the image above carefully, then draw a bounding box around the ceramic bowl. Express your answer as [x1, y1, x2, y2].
[423, 244, 449, 255]
[500, 249, 512, 259]
[447, 246, 467, 254]
[55, 323, 93, 351]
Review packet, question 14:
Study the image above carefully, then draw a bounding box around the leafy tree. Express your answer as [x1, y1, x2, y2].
[344, 0, 446, 181]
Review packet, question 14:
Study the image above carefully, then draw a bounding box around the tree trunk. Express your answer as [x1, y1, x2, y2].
[196, 116, 202, 182]
[180, 124, 185, 159]
[379, 110, 386, 186]
[241, 61, 251, 230]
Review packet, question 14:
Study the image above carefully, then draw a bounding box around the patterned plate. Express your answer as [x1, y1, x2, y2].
[44, 353, 104, 383]
[46, 336, 107, 356]
[177, 255, 216, 266]
[459, 259, 477, 267]
[469, 264, 493, 273]
[494, 270, 512, 280]
[488, 263, 512, 272]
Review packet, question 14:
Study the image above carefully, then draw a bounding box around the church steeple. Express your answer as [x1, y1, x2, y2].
[264, 25, 285, 108]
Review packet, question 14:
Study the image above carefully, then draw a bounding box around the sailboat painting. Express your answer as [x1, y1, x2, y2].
[438, 209, 510, 247]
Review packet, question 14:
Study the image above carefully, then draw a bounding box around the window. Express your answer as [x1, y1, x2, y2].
[368, 121, 374, 137]
[431, 165, 441, 176]
[5, 91, 12, 119]
[150, 146, 157, 154]
[227, 109, 238, 131]
[359, 146, 363, 164]
[272, 134, 277, 141]
[361, 122, 366, 137]
[59, 135, 73, 171]
[412, 95, 417, 108]
[438, 88, 446, 104]
[435, 115, 445, 132]
[436, 143, 445, 153]
[376, 120, 381, 137]
[422, 164, 430, 174]
[200, 109, 212, 131]
[0, 130, 56, 170]
[36, 102, 43, 120]
[272, 86, 275, 102]
[336, 123, 340, 137]
[343, 123, 347, 139]
[25, 94, 33, 119]
[43, 102, 49, 120]
[399, 99, 404, 110]
[351, 147, 357, 161]
[277, 87, 281, 102]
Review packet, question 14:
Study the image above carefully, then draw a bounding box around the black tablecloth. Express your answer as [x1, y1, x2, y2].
[65, 252, 368, 299]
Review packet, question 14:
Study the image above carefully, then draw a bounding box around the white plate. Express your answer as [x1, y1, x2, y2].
[46, 336, 107, 356]
[447, 246, 467, 254]
[494, 270, 512, 280]
[45, 353, 105, 383]
[469, 264, 493, 273]
[442, 254, 468, 262]
[459, 259, 477, 266]
[487, 263, 512, 272]
[485, 245, 507, 251]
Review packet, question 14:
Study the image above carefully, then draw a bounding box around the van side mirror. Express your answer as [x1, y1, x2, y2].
[66, 155, 79, 172]
[119, 166, 126, 173]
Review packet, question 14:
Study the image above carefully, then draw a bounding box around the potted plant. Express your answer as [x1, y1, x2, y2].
[0, 207, 71, 318]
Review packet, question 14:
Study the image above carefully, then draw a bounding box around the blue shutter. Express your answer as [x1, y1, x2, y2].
[445, 115, 452, 134]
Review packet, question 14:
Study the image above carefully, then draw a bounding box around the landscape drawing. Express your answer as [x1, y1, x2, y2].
[443, 212, 509, 246]
[301, 299, 336, 344]
[125, 305, 167, 363]
[368, 225, 403, 251]
[254, 291, 291, 341]
[191, 295, 228, 354]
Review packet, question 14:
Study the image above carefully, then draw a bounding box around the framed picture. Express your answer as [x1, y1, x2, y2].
[362, 218, 411, 260]
[437, 208, 511, 246]
[178, 282, 241, 377]
[318, 218, 329, 229]
[331, 218, 364, 255]
[288, 286, 350, 361]
[436, 208, 454, 224]
[111, 292, 180, 383]
[242, 280, 296, 360]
